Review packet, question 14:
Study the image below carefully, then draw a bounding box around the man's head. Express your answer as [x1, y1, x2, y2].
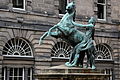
[88, 17, 96, 24]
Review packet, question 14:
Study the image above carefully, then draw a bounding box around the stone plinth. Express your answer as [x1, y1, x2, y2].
[34, 65, 110, 80]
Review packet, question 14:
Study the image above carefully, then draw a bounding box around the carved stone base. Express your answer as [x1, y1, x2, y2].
[34, 65, 110, 80]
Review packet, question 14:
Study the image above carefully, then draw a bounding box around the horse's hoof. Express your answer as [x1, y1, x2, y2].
[79, 65, 83, 68]
[65, 62, 70, 66]
[91, 66, 96, 69]
[65, 62, 76, 67]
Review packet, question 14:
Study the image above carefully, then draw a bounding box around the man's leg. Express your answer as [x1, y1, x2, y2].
[77, 50, 85, 67]
[88, 46, 96, 69]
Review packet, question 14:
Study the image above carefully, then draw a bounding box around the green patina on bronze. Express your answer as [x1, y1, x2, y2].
[39, 2, 96, 69]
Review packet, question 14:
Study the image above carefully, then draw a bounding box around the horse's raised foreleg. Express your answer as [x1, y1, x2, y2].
[39, 32, 49, 45]
[39, 30, 62, 45]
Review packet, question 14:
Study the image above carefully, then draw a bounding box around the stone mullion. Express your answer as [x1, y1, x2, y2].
[0, 66, 2, 80]
[6, 68, 10, 80]
[24, 68, 28, 80]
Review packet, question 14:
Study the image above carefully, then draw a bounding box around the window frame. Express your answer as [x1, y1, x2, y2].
[97, 0, 106, 21]
[12, 0, 26, 10]
[28, 68, 33, 80]
[2, 68, 6, 80]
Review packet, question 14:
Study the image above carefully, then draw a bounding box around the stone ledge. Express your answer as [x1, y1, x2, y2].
[34, 65, 110, 80]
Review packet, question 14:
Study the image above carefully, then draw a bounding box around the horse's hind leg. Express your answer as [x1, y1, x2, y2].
[71, 53, 80, 66]
[69, 47, 77, 63]
[65, 45, 77, 66]
[70, 44, 83, 66]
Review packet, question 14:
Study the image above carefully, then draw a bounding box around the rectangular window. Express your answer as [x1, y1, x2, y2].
[12, 0, 25, 10]
[59, 0, 69, 14]
[2, 67, 32, 80]
[97, 0, 106, 20]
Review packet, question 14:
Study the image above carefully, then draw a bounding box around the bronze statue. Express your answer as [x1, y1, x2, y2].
[39, 2, 96, 69]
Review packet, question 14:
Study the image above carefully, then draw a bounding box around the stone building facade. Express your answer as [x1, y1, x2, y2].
[0, 0, 120, 80]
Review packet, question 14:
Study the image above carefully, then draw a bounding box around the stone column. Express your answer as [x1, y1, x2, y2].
[27, 0, 32, 12]
[93, 0, 98, 18]
[54, 0, 59, 15]
[8, 0, 13, 11]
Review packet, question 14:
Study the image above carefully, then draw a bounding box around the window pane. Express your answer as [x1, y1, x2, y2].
[19, 77, 22, 80]
[2, 68, 4, 76]
[14, 68, 18, 76]
[10, 68, 13, 76]
[13, 0, 17, 7]
[28, 77, 30, 80]
[19, 68, 23, 76]
[14, 77, 17, 80]
[28, 68, 30, 76]
[98, 0, 105, 3]
[97, 4, 104, 19]
[9, 77, 13, 80]
[12, 0, 24, 9]
[59, 0, 67, 14]
[2, 77, 4, 80]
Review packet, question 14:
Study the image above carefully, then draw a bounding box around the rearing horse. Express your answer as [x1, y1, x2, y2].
[39, 2, 96, 69]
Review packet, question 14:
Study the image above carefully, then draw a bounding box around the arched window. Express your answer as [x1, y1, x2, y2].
[2, 38, 33, 57]
[95, 43, 112, 60]
[51, 41, 73, 59]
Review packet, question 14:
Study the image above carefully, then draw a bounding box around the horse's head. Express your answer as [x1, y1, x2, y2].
[66, 2, 75, 14]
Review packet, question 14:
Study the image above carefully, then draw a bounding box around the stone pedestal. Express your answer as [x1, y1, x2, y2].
[34, 65, 110, 80]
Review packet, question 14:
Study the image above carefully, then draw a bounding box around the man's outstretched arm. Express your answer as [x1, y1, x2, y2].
[72, 21, 94, 28]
